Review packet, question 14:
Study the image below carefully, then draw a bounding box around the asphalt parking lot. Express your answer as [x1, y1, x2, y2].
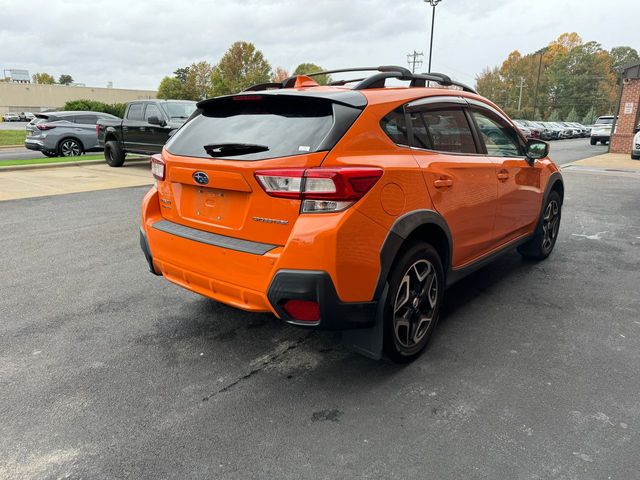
[1, 160, 639, 479]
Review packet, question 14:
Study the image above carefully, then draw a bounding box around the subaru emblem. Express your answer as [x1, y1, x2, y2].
[193, 171, 209, 185]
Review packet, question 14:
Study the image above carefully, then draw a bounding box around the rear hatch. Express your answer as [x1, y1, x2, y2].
[156, 91, 365, 247]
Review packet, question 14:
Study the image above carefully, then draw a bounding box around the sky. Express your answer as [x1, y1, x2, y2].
[1, 0, 638, 91]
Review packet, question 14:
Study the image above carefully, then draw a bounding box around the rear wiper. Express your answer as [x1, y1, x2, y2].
[204, 143, 270, 157]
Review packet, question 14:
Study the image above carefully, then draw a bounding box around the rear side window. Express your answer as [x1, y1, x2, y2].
[167, 95, 360, 161]
[74, 115, 97, 125]
[380, 108, 409, 146]
[127, 104, 144, 121]
[412, 108, 477, 154]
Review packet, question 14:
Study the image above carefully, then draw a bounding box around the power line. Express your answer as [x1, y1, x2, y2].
[407, 51, 424, 74]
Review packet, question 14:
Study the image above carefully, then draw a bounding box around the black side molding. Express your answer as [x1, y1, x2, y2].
[151, 220, 277, 255]
[140, 228, 161, 276]
[373, 209, 452, 300]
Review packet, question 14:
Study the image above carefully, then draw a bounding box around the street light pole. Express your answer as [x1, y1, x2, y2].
[425, 0, 442, 73]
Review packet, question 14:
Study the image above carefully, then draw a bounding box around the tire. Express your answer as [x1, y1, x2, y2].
[383, 242, 444, 363]
[631, 154, 640, 160]
[517, 191, 562, 260]
[58, 138, 83, 157]
[42, 151, 58, 158]
[104, 140, 125, 167]
[590, 138, 597, 145]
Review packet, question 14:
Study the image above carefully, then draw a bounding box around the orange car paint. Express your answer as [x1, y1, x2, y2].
[141, 82, 560, 319]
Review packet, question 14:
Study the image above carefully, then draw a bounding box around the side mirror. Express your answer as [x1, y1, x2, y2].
[148, 115, 165, 126]
[634, 127, 640, 134]
[525, 138, 549, 164]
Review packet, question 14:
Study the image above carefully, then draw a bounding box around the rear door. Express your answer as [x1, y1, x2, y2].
[157, 93, 363, 247]
[467, 101, 543, 244]
[407, 97, 498, 267]
[73, 114, 99, 150]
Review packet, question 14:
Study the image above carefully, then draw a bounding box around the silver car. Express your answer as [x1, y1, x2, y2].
[24, 111, 119, 157]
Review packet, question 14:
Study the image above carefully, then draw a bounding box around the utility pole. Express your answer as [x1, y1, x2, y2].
[533, 47, 547, 116]
[424, 0, 443, 73]
[406, 51, 424, 73]
[517, 77, 526, 113]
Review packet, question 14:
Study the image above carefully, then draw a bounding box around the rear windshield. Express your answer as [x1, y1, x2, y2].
[596, 117, 614, 125]
[166, 95, 350, 161]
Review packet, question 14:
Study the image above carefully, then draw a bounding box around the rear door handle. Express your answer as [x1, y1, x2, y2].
[497, 169, 509, 182]
[434, 178, 453, 188]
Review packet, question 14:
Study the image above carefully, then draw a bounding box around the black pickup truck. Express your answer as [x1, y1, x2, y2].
[97, 99, 196, 167]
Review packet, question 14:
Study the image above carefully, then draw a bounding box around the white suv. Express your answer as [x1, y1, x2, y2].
[632, 128, 640, 160]
[590, 115, 615, 145]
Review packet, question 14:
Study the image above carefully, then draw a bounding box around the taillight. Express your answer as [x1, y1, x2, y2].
[151, 154, 165, 181]
[95, 124, 100, 136]
[254, 167, 383, 213]
[36, 123, 56, 131]
[282, 299, 320, 322]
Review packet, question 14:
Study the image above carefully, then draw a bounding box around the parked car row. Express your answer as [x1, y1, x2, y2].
[513, 119, 592, 141]
[23, 100, 198, 159]
[2, 111, 35, 122]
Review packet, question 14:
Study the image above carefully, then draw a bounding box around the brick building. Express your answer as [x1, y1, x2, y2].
[610, 61, 640, 154]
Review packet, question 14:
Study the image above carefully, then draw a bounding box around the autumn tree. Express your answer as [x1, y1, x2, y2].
[58, 74, 73, 85]
[32, 72, 55, 84]
[210, 41, 271, 96]
[184, 61, 214, 100]
[475, 32, 627, 120]
[271, 67, 290, 83]
[293, 63, 330, 85]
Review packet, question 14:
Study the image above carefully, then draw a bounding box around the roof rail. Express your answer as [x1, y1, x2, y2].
[243, 66, 477, 94]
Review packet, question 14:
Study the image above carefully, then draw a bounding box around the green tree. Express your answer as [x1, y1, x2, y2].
[58, 74, 73, 85]
[293, 63, 330, 85]
[32, 72, 55, 84]
[609, 46, 640, 70]
[174, 67, 190, 83]
[210, 42, 271, 96]
[581, 105, 597, 125]
[548, 109, 561, 121]
[565, 107, 578, 122]
[157, 76, 186, 99]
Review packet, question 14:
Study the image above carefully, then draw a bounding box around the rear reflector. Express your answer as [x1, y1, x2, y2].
[151, 154, 165, 181]
[254, 167, 382, 213]
[282, 299, 320, 322]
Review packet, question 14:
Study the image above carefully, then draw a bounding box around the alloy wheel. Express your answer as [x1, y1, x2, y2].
[61, 140, 81, 157]
[393, 259, 438, 349]
[541, 200, 560, 252]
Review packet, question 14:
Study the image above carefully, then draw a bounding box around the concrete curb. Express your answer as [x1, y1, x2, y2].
[0, 144, 25, 150]
[0, 158, 149, 173]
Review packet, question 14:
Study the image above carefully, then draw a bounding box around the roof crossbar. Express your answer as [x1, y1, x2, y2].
[243, 65, 477, 94]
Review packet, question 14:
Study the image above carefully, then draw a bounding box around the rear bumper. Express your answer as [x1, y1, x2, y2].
[24, 139, 44, 151]
[267, 270, 377, 329]
[140, 187, 382, 329]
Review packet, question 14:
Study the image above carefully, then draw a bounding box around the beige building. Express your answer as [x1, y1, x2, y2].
[0, 82, 156, 116]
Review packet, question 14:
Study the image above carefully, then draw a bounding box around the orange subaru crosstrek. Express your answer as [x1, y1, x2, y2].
[140, 66, 563, 362]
